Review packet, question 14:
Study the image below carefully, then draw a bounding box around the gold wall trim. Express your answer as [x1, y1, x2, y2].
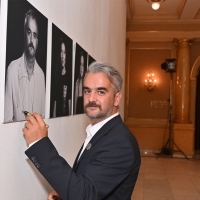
[177, 0, 187, 18]
[126, 0, 134, 20]
[126, 118, 168, 127]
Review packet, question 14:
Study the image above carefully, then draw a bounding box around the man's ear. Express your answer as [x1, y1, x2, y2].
[114, 92, 122, 107]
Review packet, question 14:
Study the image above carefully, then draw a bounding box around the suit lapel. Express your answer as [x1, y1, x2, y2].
[72, 143, 84, 170]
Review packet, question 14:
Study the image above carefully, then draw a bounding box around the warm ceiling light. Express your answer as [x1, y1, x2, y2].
[147, 0, 165, 11]
[152, 2, 160, 10]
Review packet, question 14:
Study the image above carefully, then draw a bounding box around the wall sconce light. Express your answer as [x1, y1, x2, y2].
[144, 71, 157, 90]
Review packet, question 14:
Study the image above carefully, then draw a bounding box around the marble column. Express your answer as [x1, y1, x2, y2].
[172, 39, 194, 157]
[174, 39, 192, 124]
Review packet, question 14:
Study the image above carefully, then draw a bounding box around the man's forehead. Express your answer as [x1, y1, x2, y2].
[84, 72, 111, 87]
[85, 72, 108, 80]
[26, 17, 38, 31]
[80, 55, 84, 62]
[61, 43, 66, 50]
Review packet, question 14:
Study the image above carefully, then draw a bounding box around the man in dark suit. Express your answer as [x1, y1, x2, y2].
[23, 61, 141, 200]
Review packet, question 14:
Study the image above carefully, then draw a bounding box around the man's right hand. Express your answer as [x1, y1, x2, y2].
[22, 112, 48, 145]
[48, 190, 62, 200]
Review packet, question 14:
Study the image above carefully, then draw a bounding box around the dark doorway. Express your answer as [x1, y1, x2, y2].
[195, 69, 200, 152]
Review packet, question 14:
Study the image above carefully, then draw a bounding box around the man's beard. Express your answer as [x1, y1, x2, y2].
[84, 101, 113, 121]
[25, 42, 36, 57]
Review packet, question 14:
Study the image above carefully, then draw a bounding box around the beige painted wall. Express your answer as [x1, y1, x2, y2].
[0, 0, 126, 199]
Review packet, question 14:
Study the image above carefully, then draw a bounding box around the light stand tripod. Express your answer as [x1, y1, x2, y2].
[157, 72, 188, 159]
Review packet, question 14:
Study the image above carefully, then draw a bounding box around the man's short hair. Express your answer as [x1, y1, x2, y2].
[86, 61, 123, 93]
[24, 9, 38, 36]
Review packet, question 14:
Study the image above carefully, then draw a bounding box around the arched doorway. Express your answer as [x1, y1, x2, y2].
[195, 69, 200, 151]
[191, 56, 200, 152]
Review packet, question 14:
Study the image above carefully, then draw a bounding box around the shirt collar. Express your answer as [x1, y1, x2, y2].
[86, 112, 119, 138]
[18, 53, 35, 80]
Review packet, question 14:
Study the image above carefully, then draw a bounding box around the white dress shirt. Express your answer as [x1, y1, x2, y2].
[78, 112, 119, 160]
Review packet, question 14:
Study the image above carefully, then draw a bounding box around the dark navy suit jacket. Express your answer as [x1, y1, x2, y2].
[25, 115, 141, 200]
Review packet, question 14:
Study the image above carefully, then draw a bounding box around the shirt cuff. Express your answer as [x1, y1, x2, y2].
[28, 139, 41, 148]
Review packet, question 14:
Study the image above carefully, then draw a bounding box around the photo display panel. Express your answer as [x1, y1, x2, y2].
[4, 1, 48, 123]
[50, 24, 73, 118]
[73, 43, 88, 115]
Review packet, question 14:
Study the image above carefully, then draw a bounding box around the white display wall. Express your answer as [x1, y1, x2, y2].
[0, 0, 126, 199]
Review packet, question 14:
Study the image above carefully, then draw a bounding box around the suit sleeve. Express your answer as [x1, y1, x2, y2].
[25, 136, 136, 200]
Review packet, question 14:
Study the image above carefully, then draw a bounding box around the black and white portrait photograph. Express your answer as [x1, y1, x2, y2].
[50, 24, 73, 118]
[73, 43, 88, 115]
[4, 1, 48, 123]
